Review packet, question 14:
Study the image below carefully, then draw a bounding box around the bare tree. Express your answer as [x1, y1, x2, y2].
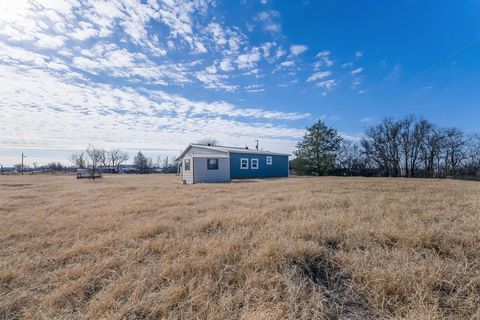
[196, 137, 219, 146]
[399, 115, 414, 177]
[362, 118, 402, 177]
[86, 145, 104, 179]
[443, 128, 468, 178]
[98, 149, 108, 167]
[409, 118, 433, 177]
[336, 140, 365, 176]
[162, 156, 170, 169]
[363, 116, 437, 178]
[107, 149, 129, 169]
[304, 115, 479, 179]
[420, 126, 445, 178]
[465, 134, 480, 177]
[70, 151, 87, 168]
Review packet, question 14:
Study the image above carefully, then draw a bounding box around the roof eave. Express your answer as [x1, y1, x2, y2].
[175, 143, 193, 161]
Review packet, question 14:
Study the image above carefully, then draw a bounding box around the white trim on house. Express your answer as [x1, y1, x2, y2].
[251, 158, 259, 169]
[207, 158, 219, 170]
[184, 158, 191, 171]
[266, 156, 272, 165]
[176, 144, 290, 161]
[240, 158, 249, 169]
[187, 153, 229, 159]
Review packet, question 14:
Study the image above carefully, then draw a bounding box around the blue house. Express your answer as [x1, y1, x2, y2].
[176, 144, 289, 183]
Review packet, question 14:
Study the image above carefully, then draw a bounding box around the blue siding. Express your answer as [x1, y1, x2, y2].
[229, 152, 289, 179]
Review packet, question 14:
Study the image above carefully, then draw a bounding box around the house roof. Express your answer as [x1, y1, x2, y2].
[176, 144, 290, 161]
[185, 153, 230, 159]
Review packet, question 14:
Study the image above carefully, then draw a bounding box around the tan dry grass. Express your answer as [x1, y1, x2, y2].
[0, 175, 479, 319]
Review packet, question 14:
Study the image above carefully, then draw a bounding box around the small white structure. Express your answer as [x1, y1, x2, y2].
[180, 153, 230, 184]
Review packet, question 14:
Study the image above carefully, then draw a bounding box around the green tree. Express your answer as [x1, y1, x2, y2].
[134, 151, 150, 174]
[293, 120, 343, 175]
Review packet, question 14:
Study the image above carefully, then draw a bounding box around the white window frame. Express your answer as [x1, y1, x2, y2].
[266, 156, 272, 165]
[207, 158, 219, 170]
[251, 158, 259, 169]
[240, 158, 249, 169]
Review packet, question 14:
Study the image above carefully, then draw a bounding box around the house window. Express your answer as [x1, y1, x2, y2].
[251, 158, 259, 169]
[240, 158, 249, 169]
[184, 159, 190, 171]
[266, 156, 272, 165]
[207, 158, 218, 170]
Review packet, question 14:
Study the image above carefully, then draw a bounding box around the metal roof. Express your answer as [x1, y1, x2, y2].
[185, 153, 230, 158]
[176, 143, 290, 160]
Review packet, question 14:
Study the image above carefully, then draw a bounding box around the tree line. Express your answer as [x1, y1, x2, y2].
[69, 146, 176, 174]
[13, 138, 218, 175]
[292, 116, 480, 179]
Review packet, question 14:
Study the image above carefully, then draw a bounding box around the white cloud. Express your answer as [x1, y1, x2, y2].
[195, 72, 237, 92]
[0, 0, 317, 163]
[280, 60, 295, 67]
[352, 78, 363, 87]
[264, 23, 281, 33]
[255, 11, 281, 34]
[236, 48, 261, 69]
[245, 84, 264, 92]
[242, 68, 261, 77]
[307, 71, 332, 82]
[316, 79, 337, 90]
[70, 44, 190, 85]
[35, 35, 67, 49]
[314, 50, 333, 68]
[70, 21, 98, 41]
[351, 67, 364, 75]
[261, 42, 273, 58]
[355, 51, 363, 58]
[360, 117, 374, 122]
[219, 59, 235, 72]
[205, 65, 217, 74]
[0, 64, 307, 155]
[290, 44, 308, 56]
[276, 48, 286, 59]
[207, 22, 227, 46]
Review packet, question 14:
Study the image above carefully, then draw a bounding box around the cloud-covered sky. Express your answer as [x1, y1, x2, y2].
[1, 0, 479, 165]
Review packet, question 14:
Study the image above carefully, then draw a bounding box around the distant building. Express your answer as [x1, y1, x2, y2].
[0, 166, 17, 173]
[98, 166, 117, 174]
[118, 164, 139, 174]
[176, 144, 289, 184]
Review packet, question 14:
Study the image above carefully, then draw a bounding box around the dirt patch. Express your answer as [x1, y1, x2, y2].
[0, 208, 11, 215]
[0, 183, 32, 188]
[294, 255, 377, 320]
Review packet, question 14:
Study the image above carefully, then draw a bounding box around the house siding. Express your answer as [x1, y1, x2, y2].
[229, 152, 289, 179]
[182, 156, 194, 184]
[193, 158, 230, 183]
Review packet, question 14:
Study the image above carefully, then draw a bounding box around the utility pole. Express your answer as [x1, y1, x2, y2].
[21, 153, 26, 175]
[255, 139, 259, 151]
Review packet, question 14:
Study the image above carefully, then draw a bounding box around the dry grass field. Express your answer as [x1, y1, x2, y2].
[1, 175, 479, 320]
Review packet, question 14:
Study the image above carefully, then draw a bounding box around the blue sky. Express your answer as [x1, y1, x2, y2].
[0, 0, 479, 166]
